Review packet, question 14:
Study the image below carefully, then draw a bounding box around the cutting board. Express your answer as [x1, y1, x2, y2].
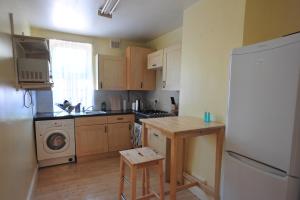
[109, 95, 121, 110]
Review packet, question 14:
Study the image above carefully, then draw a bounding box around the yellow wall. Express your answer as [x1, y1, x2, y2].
[146, 0, 246, 189]
[31, 27, 145, 88]
[0, 26, 37, 199]
[243, 0, 300, 45]
[146, 0, 299, 193]
[179, 0, 246, 188]
[147, 27, 182, 49]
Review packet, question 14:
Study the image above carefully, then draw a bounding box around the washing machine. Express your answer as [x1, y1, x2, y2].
[35, 119, 75, 167]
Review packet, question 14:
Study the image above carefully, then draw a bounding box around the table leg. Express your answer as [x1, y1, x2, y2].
[142, 123, 148, 146]
[158, 160, 165, 200]
[142, 167, 150, 199]
[145, 168, 150, 198]
[165, 138, 184, 184]
[142, 168, 146, 195]
[170, 136, 178, 200]
[166, 138, 170, 182]
[177, 138, 185, 185]
[118, 157, 125, 200]
[214, 128, 225, 200]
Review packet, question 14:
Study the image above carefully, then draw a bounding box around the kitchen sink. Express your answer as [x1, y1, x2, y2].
[84, 110, 106, 115]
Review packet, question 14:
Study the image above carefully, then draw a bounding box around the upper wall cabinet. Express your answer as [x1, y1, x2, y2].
[126, 47, 156, 90]
[147, 49, 163, 69]
[97, 54, 126, 90]
[162, 44, 181, 91]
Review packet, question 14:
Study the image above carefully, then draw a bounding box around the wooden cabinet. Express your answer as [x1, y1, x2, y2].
[75, 116, 107, 126]
[97, 55, 126, 90]
[75, 124, 108, 157]
[75, 115, 134, 158]
[108, 122, 132, 151]
[96, 47, 156, 91]
[107, 115, 134, 124]
[148, 128, 166, 156]
[107, 114, 134, 151]
[162, 44, 181, 91]
[75, 116, 108, 157]
[126, 47, 156, 90]
[148, 49, 163, 69]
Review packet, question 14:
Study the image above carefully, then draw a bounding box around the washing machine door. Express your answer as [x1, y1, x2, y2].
[43, 130, 70, 154]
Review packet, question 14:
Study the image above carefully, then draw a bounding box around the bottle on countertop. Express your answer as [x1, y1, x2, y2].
[132, 102, 136, 111]
[154, 99, 158, 111]
[123, 99, 127, 111]
[101, 102, 107, 111]
[75, 103, 81, 113]
[135, 99, 140, 111]
[170, 97, 178, 115]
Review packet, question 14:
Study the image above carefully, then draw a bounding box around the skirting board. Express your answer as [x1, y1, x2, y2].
[184, 174, 211, 200]
[26, 165, 38, 200]
[189, 187, 210, 200]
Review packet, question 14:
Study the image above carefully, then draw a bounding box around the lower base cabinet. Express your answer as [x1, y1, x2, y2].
[75, 115, 134, 159]
[148, 128, 166, 156]
[108, 122, 132, 152]
[76, 124, 108, 157]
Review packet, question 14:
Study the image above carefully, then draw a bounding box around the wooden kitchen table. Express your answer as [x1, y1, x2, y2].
[140, 116, 225, 200]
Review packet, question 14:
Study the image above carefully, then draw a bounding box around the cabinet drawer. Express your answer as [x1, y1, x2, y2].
[75, 116, 107, 127]
[148, 49, 163, 69]
[148, 128, 166, 156]
[107, 114, 134, 123]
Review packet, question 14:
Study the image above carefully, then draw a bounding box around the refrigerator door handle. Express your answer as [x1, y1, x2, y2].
[226, 151, 288, 178]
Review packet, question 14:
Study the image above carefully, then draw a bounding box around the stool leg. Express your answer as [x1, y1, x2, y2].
[158, 160, 164, 200]
[143, 167, 150, 199]
[118, 158, 125, 200]
[131, 166, 137, 200]
[142, 168, 146, 195]
[144, 167, 150, 199]
[145, 168, 150, 195]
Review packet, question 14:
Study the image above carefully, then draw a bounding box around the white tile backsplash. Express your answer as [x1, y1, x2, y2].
[146, 90, 179, 112]
[36, 90, 53, 113]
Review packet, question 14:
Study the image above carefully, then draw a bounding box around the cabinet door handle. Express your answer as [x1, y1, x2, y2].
[140, 82, 143, 88]
[117, 117, 124, 120]
[105, 125, 108, 133]
[152, 64, 156, 67]
[153, 133, 159, 137]
[100, 81, 103, 89]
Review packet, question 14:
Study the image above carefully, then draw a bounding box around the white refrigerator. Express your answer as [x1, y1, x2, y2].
[222, 33, 300, 200]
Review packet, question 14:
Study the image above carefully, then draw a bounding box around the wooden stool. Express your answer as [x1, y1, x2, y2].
[118, 147, 165, 200]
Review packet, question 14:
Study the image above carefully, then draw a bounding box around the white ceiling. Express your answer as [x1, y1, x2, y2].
[0, 0, 198, 41]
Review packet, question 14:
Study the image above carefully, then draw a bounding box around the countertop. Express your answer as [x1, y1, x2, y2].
[34, 110, 134, 121]
[140, 116, 225, 135]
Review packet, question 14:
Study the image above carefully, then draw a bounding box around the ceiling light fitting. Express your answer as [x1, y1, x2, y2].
[98, 0, 120, 18]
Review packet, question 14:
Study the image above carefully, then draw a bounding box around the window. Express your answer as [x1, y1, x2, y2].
[50, 39, 93, 111]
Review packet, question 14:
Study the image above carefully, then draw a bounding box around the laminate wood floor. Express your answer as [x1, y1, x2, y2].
[33, 157, 200, 200]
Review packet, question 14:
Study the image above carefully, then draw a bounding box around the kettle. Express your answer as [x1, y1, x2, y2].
[135, 99, 141, 111]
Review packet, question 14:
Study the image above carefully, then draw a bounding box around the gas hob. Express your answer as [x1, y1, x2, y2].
[134, 110, 174, 124]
